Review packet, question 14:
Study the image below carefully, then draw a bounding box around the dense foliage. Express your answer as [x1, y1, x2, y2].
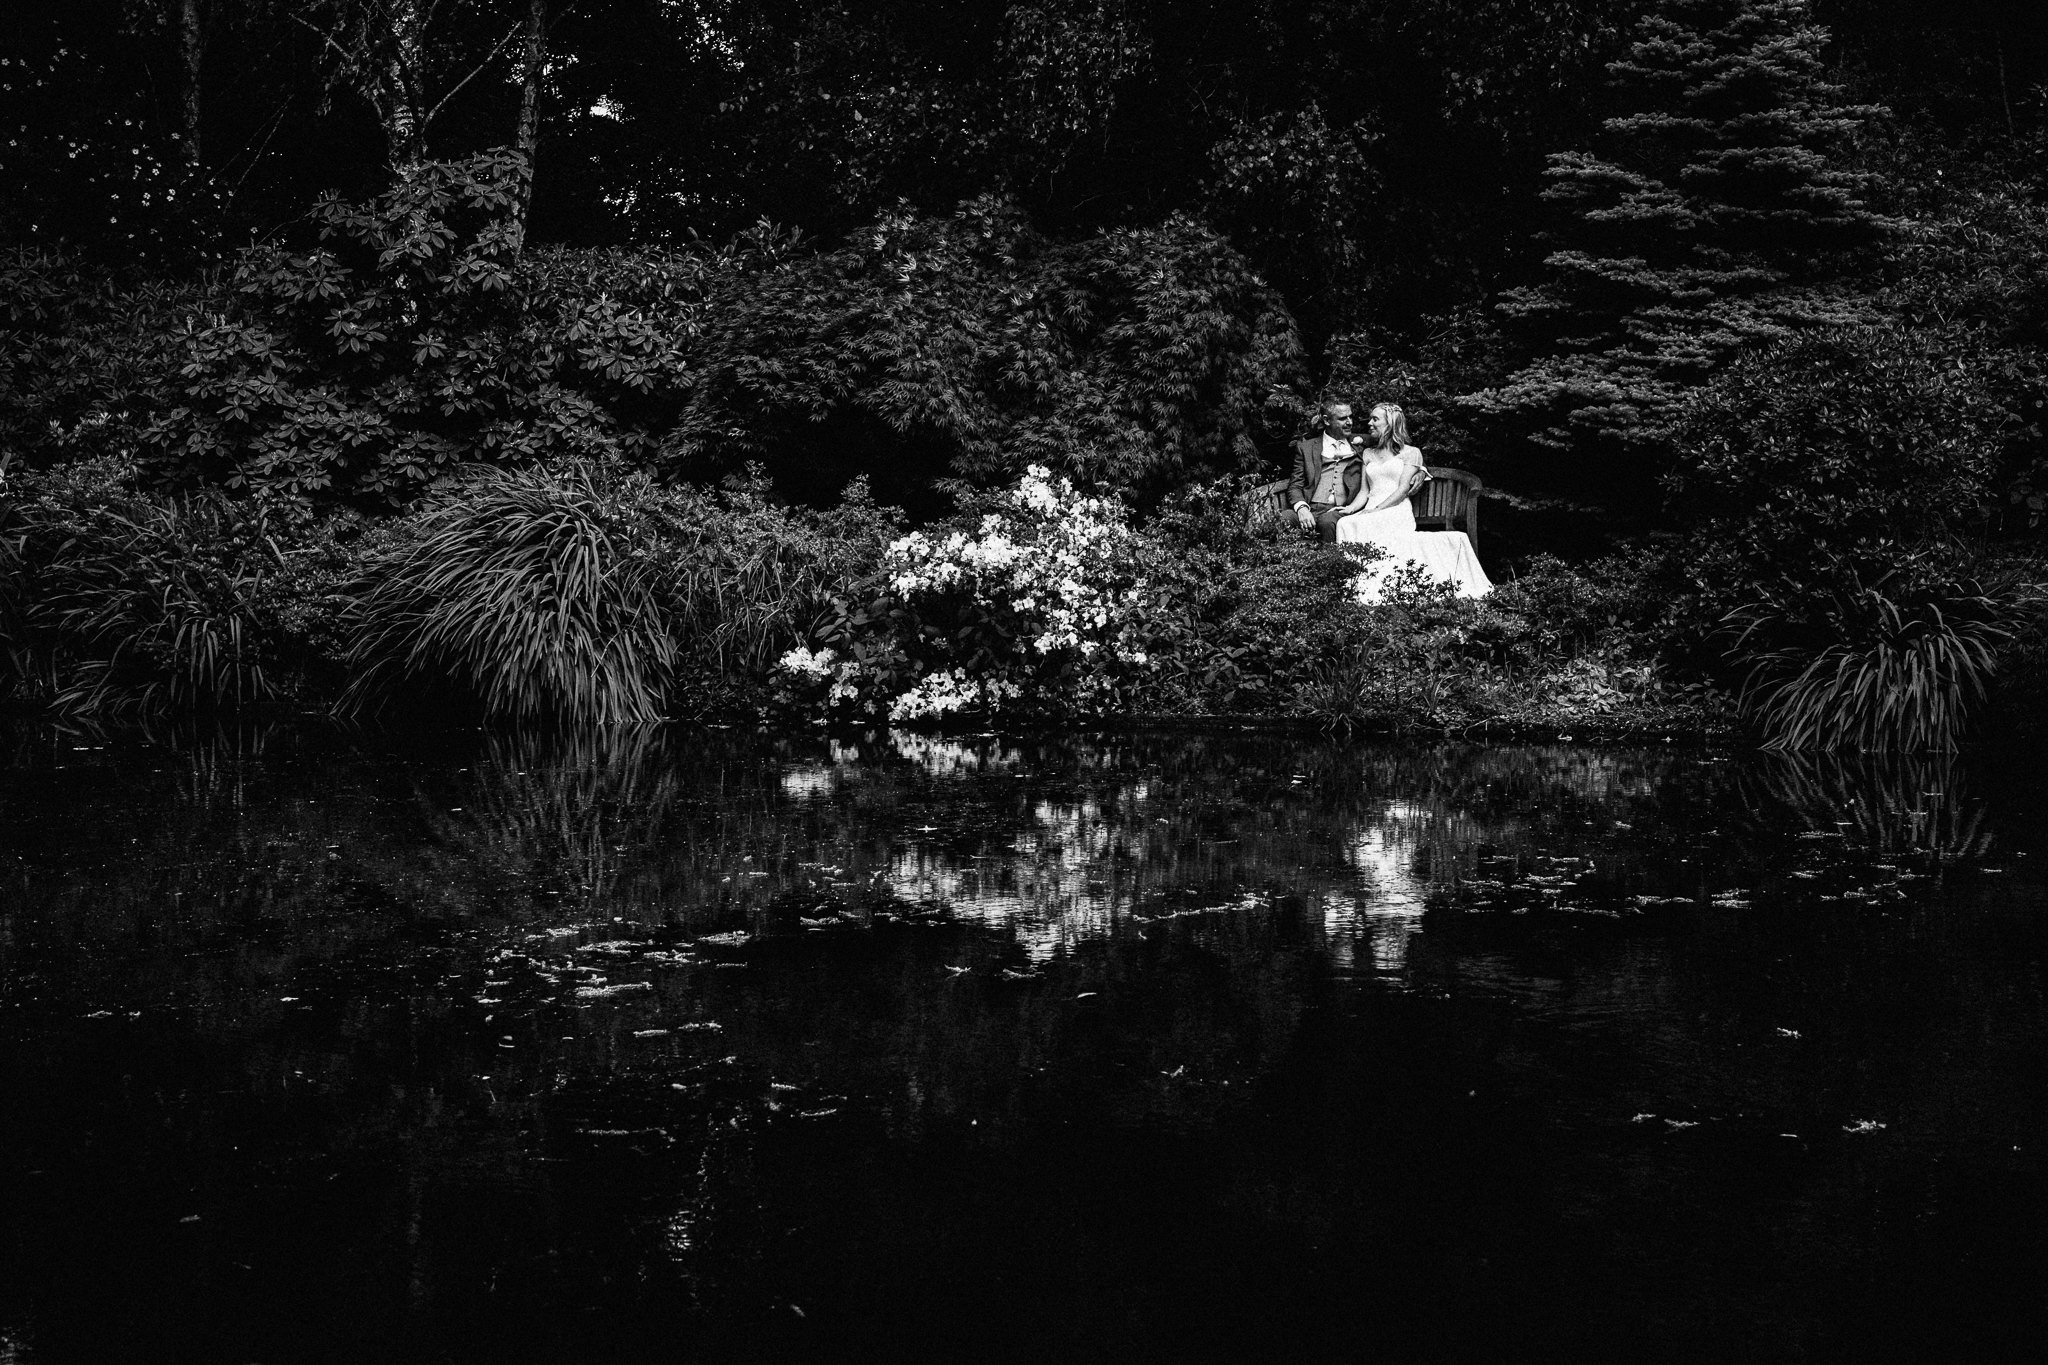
[5, 0, 2047, 748]
[2, 458, 355, 713]
[140, 151, 701, 508]
[666, 197, 1303, 504]
[1467, 0, 1896, 509]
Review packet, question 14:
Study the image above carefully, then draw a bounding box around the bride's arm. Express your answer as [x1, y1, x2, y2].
[1400, 449, 1432, 500]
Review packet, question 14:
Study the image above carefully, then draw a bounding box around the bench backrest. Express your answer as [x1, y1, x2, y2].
[1412, 467, 1482, 548]
[1244, 467, 1482, 550]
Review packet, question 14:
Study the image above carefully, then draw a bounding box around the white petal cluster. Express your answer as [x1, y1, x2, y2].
[776, 466, 1158, 724]
[881, 465, 1150, 669]
[776, 645, 837, 679]
[887, 669, 1024, 721]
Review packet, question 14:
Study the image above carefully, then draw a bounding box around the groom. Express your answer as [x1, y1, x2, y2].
[1285, 399, 1363, 543]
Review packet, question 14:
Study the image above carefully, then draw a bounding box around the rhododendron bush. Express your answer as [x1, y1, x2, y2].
[776, 466, 1154, 722]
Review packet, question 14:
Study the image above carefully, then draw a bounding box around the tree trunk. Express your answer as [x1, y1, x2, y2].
[380, 0, 430, 173]
[511, 0, 547, 255]
[178, 0, 204, 169]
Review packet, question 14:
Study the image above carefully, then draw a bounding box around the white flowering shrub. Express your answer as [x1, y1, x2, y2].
[774, 466, 1153, 723]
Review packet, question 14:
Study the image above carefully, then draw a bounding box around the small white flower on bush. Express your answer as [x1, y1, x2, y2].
[888, 669, 1024, 721]
[800, 464, 1155, 722]
[777, 645, 837, 680]
[884, 464, 1150, 678]
[774, 643, 871, 712]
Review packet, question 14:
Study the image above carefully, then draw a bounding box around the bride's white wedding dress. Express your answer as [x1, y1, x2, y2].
[1335, 452, 1493, 604]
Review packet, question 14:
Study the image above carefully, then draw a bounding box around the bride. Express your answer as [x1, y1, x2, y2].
[1333, 403, 1492, 602]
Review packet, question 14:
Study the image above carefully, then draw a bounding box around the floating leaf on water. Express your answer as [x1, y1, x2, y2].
[632, 1029, 669, 1038]
[1843, 1119, 1886, 1135]
[573, 982, 653, 1000]
[697, 931, 751, 947]
[1775, 1028, 1801, 1039]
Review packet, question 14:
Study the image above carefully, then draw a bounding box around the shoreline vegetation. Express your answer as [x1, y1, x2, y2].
[6, 3, 2048, 751]
[0, 451, 1919, 746]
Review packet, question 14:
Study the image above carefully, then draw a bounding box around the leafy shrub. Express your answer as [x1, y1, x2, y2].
[1723, 554, 2032, 750]
[1297, 559, 1723, 733]
[1667, 324, 2013, 600]
[1877, 179, 2048, 534]
[0, 248, 202, 472]
[783, 465, 1151, 722]
[665, 195, 1306, 504]
[1120, 475, 1373, 713]
[656, 471, 902, 717]
[1666, 322, 2044, 747]
[139, 152, 713, 510]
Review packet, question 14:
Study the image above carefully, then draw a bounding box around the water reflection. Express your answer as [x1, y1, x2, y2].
[1335, 801, 1438, 972]
[1745, 750, 1994, 861]
[2, 725, 2044, 1363]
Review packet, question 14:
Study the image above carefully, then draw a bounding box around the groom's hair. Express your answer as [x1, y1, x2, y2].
[1318, 397, 1352, 425]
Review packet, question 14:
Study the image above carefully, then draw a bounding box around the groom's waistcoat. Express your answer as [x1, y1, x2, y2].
[1286, 435, 1364, 508]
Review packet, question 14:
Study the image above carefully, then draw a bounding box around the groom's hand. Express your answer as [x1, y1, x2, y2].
[1294, 503, 1315, 531]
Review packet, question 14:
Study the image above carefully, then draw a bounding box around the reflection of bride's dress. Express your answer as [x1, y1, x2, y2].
[1335, 454, 1492, 604]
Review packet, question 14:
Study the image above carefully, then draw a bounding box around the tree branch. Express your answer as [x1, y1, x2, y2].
[424, 20, 526, 128]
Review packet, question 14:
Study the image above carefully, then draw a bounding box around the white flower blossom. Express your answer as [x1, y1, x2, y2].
[776, 645, 837, 679]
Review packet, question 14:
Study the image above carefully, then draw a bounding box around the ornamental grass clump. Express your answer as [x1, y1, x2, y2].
[4, 459, 283, 714]
[1725, 562, 2028, 751]
[344, 464, 680, 726]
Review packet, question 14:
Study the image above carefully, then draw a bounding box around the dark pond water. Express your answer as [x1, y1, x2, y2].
[2, 724, 2045, 1363]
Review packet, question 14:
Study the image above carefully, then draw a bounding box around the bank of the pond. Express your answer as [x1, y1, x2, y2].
[6, 458, 2036, 750]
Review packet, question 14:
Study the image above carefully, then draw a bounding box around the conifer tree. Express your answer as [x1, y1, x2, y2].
[1467, 0, 1894, 502]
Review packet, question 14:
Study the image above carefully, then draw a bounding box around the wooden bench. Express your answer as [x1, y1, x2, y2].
[1245, 467, 1483, 551]
[1410, 467, 1482, 549]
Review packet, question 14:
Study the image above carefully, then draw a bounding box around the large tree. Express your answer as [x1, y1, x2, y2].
[1465, 0, 1895, 507]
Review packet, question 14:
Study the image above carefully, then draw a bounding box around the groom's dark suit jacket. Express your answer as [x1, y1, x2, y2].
[1284, 435, 1363, 510]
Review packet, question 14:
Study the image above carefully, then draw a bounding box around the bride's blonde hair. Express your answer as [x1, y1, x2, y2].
[1370, 402, 1412, 453]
